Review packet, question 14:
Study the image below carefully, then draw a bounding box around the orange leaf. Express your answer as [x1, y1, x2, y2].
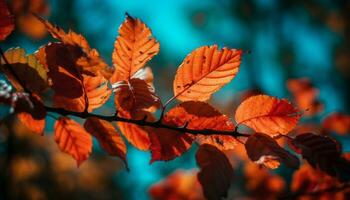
[323, 112, 350, 135]
[54, 73, 111, 112]
[149, 170, 204, 200]
[16, 94, 46, 135]
[110, 14, 160, 83]
[18, 113, 45, 135]
[0, 0, 14, 41]
[174, 45, 242, 101]
[245, 133, 299, 169]
[11, 0, 49, 39]
[117, 122, 150, 151]
[113, 78, 160, 113]
[36, 42, 111, 112]
[35, 42, 85, 98]
[17, 14, 47, 40]
[84, 117, 127, 168]
[291, 164, 346, 199]
[196, 144, 233, 200]
[287, 78, 323, 116]
[244, 162, 286, 199]
[235, 95, 301, 136]
[165, 101, 237, 150]
[54, 117, 92, 167]
[117, 110, 153, 151]
[148, 113, 195, 163]
[35, 15, 112, 78]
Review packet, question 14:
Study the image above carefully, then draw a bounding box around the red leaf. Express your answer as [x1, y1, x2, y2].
[196, 144, 234, 200]
[54, 117, 92, 167]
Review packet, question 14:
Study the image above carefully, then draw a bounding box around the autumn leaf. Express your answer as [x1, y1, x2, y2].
[174, 45, 242, 101]
[165, 101, 237, 150]
[235, 95, 301, 136]
[17, 113, 45, 135]
[148, 112, 195, 163]
[36, 42, 111, 112]
[117, 110, 154, 151]
[245, 133, 299, 169]
[110, 14, 160, 83]
[0, 48, 49, 94]
[54, 117, 92, 167]
[291, 164, 348, 199]
[149, 170, 204, 200]
[196, 144, 234, 200]
[84, 117, 127, 168]
[244, 162, 286, 199]
[287, 78, 323, 116]
[117, 122, 151, 151]
[11, 0, 49, 39]
[18, 15, 48, 40]
[16, 94, 46, 135]
[35, 15, 113, 78]
[54, 72, 111, 112]
[131, 67, 159, 112]
[0, 0, 14, 41]
[114, 67, 160, 148]
[35, 42, 84, 98]
[113, 78, 160, 113]
[323, 112, 350, 135]
[288, 132, 350, 181]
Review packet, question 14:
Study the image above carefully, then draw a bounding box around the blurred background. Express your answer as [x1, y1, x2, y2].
[1, 0, 349, 199]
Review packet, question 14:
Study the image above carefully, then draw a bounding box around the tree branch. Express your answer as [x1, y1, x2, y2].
[44, 106, 250, 137]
